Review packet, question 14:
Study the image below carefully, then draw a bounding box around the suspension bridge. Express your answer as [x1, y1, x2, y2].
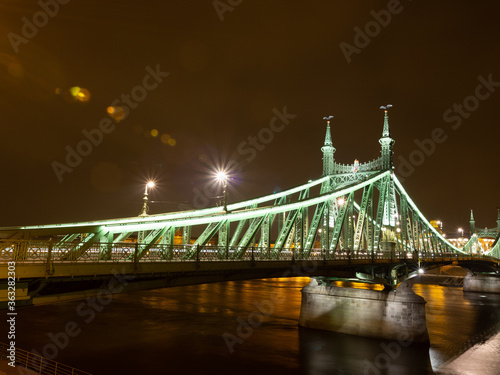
[1, 107, 499, 306]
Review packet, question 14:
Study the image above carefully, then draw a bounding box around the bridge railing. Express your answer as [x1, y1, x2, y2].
[1, 240, 491, 265]
[0, 341, 92, 375]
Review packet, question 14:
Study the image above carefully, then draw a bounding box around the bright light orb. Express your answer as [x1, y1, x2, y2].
[216, 171, 228, 183]
[418, 268, 425, 274]
[337, 197, 345, 206]
[147, 181, 155, 188]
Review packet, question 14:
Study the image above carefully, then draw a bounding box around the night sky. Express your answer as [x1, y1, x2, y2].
[0, 0, 499, 234]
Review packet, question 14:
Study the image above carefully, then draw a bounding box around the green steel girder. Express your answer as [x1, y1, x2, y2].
[353, 185, 373, 251]
[303, 201, 327, 255]
[185, 221, 225, 259]
[321, 201, 330, 250]
[399, 194, 408, 250]
[233, 216, 267, 258]
[273, 209, 300, 254]
[230, 219, 248, 247]
[135, 226, 170, 260]
[60, 227, 108, 261]
[258, 216, 271, 249]
[183, 226, 191, 246]
[113, 232, 132, 243]
[393, 175, 465, 254]
[161, 227, 175, 245]
[413, 218, 420, 252]
[217, 220, 230, 258]
[329, 192, 353, 253]
[57, 233, 79, 246]
[346, 194, 354, 250]
[229, 205, 257, 248]
[294, 207, 306, 252]
[259, 197, 286, 249]
[373, 176, 389, 252]
[292, 189, 310, 251]
[99, 232, 114, 260]
[161, 227, 175, 259]
[365, 192, 374, 252]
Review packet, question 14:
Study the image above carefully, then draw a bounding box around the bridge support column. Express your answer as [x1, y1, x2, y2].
[463, 275, 500, 293]
[298, 279, 429, 342]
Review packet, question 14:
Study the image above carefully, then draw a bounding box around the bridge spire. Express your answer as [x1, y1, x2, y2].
[322, 116, 336, 176]
[379, 105, 395, 170]
[497, 208, 500, 231]
[470, 209, 476, 234]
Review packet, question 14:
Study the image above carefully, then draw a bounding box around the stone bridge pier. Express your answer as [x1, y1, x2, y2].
[463, 274, 500, 293]
[298, 278, 429, 343]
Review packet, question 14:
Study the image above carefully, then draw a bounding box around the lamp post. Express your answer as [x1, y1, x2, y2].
[458, 227, 464, 243]
[139, 181, 155, 216]
[216, 171, 228, 212]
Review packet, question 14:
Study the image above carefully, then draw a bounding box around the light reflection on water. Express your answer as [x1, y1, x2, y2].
[13, 278, 500, 374]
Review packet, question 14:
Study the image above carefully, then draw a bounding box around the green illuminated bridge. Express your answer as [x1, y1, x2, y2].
[1, 109, 499, 306]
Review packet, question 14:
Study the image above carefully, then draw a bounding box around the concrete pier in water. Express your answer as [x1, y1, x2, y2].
[463, 274, 500, 293]
[298, 279, 429, 343]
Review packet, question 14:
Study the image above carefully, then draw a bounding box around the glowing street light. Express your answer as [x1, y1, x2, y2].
[436, 220, 443, 232]
[337, 197, 345, 206]
[139, 181, 155, 216]
[458, 227, 464, 240]
[216, 171, 228, 212]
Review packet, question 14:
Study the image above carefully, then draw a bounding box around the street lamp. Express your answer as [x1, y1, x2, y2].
[139, 181, 155, 216]
[216, 171, 228, 212]
[458, 227, 464, 241]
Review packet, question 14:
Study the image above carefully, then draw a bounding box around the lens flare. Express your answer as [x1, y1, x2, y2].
[107, 106, 126, 122]
[69, 86, 91, 102]
[161, 134, 170, 144]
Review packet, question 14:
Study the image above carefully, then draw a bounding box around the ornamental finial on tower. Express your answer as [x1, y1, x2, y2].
[379, 104, 392, 137]
[470, 209, 476, 234]
[322, 115, 334, 146]
[379, 105, 395, 170]
[321, 115, 335, 176]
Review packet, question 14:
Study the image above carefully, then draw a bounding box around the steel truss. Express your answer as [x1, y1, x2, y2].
[1, 171, 465, 263]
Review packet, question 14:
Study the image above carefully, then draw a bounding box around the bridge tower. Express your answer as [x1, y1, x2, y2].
[379, 107, 395, 170]
[321, 118, 336, 176]
[320, 117, 336, 249]
[379, 106, 397, 252]
[470, 209, 476, 235]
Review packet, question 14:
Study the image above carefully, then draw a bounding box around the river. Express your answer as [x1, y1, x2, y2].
[11, 278, 500, 374]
